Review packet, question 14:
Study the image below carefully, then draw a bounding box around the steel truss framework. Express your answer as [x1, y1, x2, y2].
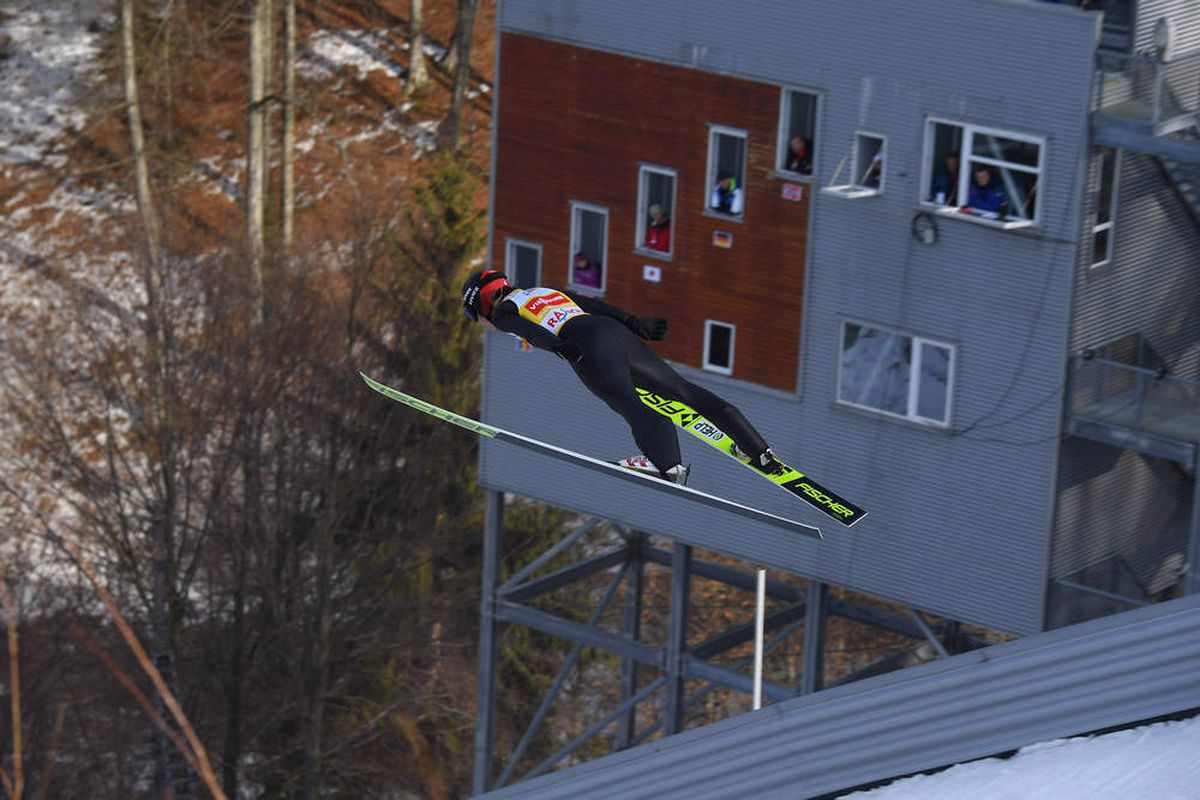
[472, 491, 988, 795]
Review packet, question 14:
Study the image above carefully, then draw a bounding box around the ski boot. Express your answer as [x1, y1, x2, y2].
[616, 455, 690, 485]
[752, 447, 787, 476]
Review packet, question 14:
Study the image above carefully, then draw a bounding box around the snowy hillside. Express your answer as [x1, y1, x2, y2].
[843, 715, 1200, 800]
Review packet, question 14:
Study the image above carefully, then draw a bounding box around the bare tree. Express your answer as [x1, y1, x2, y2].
[440, 0, 480, 150]
[406, 0, 430, 96]
[281, 0, 296, 249]
[121, 0, 161, 270]
[247, 0, 270, 322]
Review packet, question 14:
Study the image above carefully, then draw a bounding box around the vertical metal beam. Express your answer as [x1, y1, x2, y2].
[907, 607, 949, 658]
[800, 581, 827, 695]
[496, 569, 628, 788]
[1189, 465, 1200, 595]
[617, 532, 645, 749]
[472, 490, 504, 795]
[664, 543, 692, 735]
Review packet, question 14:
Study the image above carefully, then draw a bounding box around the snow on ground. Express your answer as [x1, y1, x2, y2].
[0, 0, 108, 167]
[841, 715, 1200, 800]
[297, 28, 446, 156]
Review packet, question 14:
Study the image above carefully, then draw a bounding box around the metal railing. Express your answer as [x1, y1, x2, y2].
[1094, 48, 1200, 131]
[1069, 347, 1200, 441]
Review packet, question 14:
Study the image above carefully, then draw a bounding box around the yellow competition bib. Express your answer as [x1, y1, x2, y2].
[507, 288, 587, 337]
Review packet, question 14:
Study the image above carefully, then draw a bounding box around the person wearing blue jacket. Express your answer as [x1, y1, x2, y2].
[966, 164, 1008, 216]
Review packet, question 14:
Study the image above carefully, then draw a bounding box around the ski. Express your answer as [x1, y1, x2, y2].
[636, 389, 867, 527]
[360, 372, 821, 539]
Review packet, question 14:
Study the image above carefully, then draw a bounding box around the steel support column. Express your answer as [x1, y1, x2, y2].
[664, 543, 692, 735]
[617, 531, 645, 749]
[472, 490, 504, 795]
[494, 569, 628, 789]
[800, 580, 827, 695]
[1189, 466, 1200, 595]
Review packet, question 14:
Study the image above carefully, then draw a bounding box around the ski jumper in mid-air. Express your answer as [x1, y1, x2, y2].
[461, 268, 786, 483]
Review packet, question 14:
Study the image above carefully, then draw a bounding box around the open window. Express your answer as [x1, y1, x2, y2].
[776, 88, 818, 177]
[1090, 147, 1121, 268]
[922, 119, 1043, 229]
[505, 238, 542, 288]
[569, 202, 608, 294]
[636, 165, 676, 258]
[822, 132, 885, 199]
[703, 320, 736, 376]
[706, 125, 747, 219]
[836, 321, 954, 428]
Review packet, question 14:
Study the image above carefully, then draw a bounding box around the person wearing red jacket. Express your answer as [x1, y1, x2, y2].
[460, 268, 785, 482]
[644, 204, 671, 252]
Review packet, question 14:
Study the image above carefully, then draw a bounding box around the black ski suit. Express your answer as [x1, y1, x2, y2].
[489, 287, 769, 474]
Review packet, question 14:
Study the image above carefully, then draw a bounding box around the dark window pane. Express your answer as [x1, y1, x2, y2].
[1092, 228, 1111, 265]
[1096, 149, 1116, 224]
[972, 132, 1039, 168]
[917, 343, 950, 422]
[511, 243, 539, 287]
[707, 324, 733, 369]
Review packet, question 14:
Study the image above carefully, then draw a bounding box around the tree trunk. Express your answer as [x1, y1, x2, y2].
[247, 0, 269, 323]
[0, 578, 23, 800]
[441, 0, 478, 150]
[298, 534, 334, 800]
[122, 0, 162, 269]
[281, 0, 295, 249]
[220, 573, 245, 799]
[405, 0, 429, 96]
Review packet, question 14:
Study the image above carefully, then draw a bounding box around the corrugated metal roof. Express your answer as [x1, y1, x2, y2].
[479, 594, 1200, 799]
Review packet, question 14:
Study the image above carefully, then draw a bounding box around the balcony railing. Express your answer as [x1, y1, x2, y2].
[1093, 48, 1200, 136]
[1068, 339, 1200, 458]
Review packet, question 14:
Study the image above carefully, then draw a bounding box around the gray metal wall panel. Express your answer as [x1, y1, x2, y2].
[479, 594, 1200, 800]
[1052, 441, 1190, 590]
[1135, 0, 1200, 58]
[1057, 0, 1200, 622]
[1071, 150, 1200, 374]
[486, 0, 1104, 635]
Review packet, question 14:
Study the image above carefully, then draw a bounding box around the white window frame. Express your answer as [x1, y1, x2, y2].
[775, 87, 820, 178]
[705, 124, 748, 221]
[568, 201, 609, 295]
[635, 164, 677, 260]
[1090, 148, 1121, 269]
[920, 118, 1045, 230]
[505, 237, 542, 287]
[702, 319, 736, 376]
[821, 131, 886, 199]
[835, 320, 956, 428]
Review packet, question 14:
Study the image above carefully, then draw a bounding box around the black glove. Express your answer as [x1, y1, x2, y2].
[553, 340, 583, 363]
[626, 316, 669, 341]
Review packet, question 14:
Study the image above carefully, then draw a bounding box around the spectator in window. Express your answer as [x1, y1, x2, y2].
[965, 164, 1008, 216]
[930, 153, 960, 206]
[710, 172, 744, 216]
[861, 145, 883, 189]
[784, 136, 812, 175]
[572, 251, 602, 288]
[644, 203, 671, 252]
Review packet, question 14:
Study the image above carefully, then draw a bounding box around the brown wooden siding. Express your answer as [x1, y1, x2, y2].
[493, 33, 809, 392]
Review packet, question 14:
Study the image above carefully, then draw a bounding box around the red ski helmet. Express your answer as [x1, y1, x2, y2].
[461, 268, 511, 321]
